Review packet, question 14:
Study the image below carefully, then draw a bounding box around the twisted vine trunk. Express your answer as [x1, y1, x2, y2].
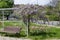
[23, 15, 30, 36]
[27, 15, 30, 35]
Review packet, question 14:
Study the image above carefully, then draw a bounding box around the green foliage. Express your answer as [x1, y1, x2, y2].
[0, 0, 14, 20]
[46, 13, 59, 21]
[0, 1, 8, 8]
[45, 5, 60, 21]
[0, 0, 14, 8]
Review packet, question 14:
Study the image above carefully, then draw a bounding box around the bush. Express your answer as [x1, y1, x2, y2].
[30, 26, 48, 36]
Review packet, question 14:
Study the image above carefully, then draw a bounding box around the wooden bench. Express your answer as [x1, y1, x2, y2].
[0, 26, 22, 34]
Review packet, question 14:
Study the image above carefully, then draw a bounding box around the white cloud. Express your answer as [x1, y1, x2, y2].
[14, 0, 51, 5]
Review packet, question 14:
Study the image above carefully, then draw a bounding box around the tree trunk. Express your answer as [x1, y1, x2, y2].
[6, 15, 9, 20]
[23, 15, 27, 25]
[23, 15, 30, 36]
[27, 15, 30, 35]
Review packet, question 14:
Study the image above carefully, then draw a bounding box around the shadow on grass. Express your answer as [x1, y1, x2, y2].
[5, 33, 26, 38]
[0, 32, 26, 38]
[29, 31, 56, 39]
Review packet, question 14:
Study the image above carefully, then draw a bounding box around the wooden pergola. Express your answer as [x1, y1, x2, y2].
[0, 8, 29, 37]
[0, 8, 19, 10]
[0, 8, 19, 26]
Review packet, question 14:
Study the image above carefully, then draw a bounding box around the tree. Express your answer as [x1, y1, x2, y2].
[47, 0, 60, 25]
[0, 0, 14, 8]
[18, 5, 40, 36]
[48, 0, 58, 7]
[0, 0, 14, 20]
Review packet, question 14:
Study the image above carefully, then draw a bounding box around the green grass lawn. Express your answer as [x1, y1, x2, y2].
[0, 22, 3, 28]
[0, 21, 60, 40]
[0, 21, 26, 28]
[0, 21, 27, 37]
[28, 22, 60, 40]
[29, 27, 60, 40]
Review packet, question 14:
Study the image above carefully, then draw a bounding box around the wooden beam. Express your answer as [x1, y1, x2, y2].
[0, 8, 19, 10]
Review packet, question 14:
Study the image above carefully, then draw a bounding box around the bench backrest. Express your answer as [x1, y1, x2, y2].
[4, 27, 21, 34]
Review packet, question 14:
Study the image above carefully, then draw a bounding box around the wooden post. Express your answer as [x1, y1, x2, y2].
[27, 15, 30, 37]
[2, 10, 4, 28]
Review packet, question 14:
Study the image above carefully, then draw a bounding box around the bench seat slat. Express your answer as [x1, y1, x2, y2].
[0, 27, 21, 34]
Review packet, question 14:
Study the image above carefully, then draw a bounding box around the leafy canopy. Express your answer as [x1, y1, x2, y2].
[0, 0, 14, 8]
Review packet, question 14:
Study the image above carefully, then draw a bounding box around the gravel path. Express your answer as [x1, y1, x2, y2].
[0, 36, 31, 40]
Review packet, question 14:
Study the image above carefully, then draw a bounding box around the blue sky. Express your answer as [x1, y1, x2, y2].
[14, 0, 52, 5]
